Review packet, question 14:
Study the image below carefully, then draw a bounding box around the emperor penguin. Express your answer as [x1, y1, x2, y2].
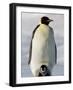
[28, 16, 57, 77]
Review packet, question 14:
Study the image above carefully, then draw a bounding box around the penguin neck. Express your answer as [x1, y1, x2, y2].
[41, 23, 49, 27]
[39, 24, 49, 33]
[40, 24, 50, 28]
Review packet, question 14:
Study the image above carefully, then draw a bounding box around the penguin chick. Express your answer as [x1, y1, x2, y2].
[38, 65, 51, 76]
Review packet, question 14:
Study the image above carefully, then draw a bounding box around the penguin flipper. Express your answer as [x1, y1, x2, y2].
[55, 44, 57, 64]
[28, 40, 32, 64]
[28, 24, 40, 64]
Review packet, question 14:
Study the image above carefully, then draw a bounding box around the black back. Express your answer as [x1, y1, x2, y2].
[28, 24, 40, 64]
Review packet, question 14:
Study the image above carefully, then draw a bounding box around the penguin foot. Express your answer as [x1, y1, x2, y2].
[38, 71, 51, 76]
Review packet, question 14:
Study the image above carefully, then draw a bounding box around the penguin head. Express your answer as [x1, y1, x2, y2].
[38, 65, 50, 76]
[41, 16, 53, 25]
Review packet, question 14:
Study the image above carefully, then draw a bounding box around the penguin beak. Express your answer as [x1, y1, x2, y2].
[47, 19, 53, 22]
[50, 19, 53, 22]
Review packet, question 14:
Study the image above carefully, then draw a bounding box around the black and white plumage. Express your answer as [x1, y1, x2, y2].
[28, 16, 57, 77]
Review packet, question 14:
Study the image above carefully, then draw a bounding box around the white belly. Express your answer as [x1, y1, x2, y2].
[30, 24, 55, 76]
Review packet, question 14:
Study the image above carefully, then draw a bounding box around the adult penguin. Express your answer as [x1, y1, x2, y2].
[28, 16, 57, 77]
